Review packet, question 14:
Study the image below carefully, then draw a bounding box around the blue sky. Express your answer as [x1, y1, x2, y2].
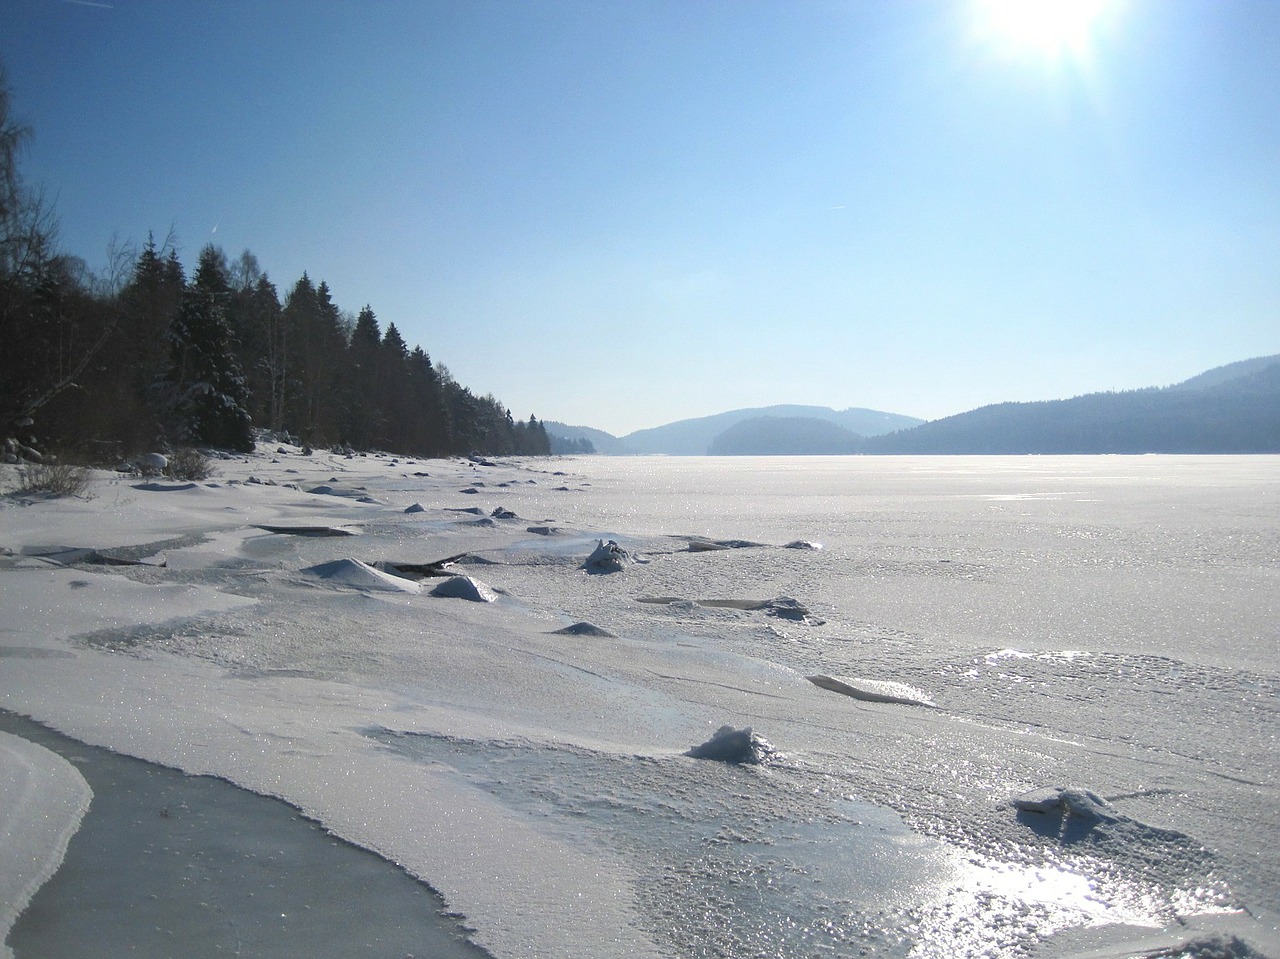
[6, 0, 1277, 436]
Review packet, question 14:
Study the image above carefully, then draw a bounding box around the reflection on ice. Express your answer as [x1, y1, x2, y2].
[369, 729, 1206, 959]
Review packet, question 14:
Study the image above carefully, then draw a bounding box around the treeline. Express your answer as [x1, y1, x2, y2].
[0, 69, 549, 461]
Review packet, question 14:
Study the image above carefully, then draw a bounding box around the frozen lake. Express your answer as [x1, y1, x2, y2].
[1, 453, 1276, 958]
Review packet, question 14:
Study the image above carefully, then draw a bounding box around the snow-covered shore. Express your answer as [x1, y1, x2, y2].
[1, 449, 1277, 958]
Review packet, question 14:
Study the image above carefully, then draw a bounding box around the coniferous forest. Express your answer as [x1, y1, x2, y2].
[0, 69, 550, 463]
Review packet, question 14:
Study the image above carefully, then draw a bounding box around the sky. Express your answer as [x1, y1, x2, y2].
[5, 0, 1278, 436]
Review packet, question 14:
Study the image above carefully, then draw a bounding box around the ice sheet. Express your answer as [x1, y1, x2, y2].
[1, 451, 1277, 958]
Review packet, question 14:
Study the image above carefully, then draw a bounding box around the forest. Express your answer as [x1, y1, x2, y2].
[0, 70, 550, 464]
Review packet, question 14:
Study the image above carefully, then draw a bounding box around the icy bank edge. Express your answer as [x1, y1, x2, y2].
[0, 731, 91, 959]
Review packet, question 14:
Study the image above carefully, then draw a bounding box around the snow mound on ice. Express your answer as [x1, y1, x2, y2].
[685, 725, 778, 765]
[551, 622, 618, 638]
[429, 575, 498, 603]
[301, 558, 421, 593]
[807, 674, 937, 708]
[582, 539, 637, 574]
[1013, 786, 1117, 822]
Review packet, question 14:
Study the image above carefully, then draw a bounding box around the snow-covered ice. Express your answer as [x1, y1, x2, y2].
[1, 451, 1277, 958]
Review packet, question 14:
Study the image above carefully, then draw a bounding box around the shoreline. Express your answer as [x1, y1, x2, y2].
[0, 710, 492, 959]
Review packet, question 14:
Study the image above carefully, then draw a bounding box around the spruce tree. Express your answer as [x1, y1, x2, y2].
[164, 244, 254, 452]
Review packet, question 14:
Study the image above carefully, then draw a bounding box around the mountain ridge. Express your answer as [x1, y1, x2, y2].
[546, 405, 923, 455]
[546, 354, 1280, 455]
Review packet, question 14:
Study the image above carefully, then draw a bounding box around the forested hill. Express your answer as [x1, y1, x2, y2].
[864, 356, 1280, 454]
[0, 73, 548, 461]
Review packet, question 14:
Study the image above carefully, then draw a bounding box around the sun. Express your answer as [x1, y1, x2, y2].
[974, 0, 1114, 62]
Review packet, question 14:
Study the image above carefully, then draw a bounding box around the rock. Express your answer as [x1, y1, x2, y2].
[136, 452, 168, 475]
[783, 540, 823, 550]
[404, 502, 426, 513]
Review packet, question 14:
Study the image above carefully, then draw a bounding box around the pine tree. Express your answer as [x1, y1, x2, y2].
[163, 244, 254, 452]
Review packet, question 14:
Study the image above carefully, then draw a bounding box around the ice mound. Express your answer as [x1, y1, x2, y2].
[550, 622, 618, 638]
[1011, 784, 1201, 844]
[761, 597, 823, 624]
[301, 558, 421, 593]
[1013, 786, 1117, 822]
[685, 725, 778, 764]
[582, 539, 638, 574]
[807, 675, 937, 708]
[305, 485, 381, 504]
[429, 575, 498, 603]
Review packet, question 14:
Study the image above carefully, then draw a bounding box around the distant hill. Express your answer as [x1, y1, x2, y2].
[547, 356, 1279, 456]
[708, 416, 865, 455]
[617, 405, 922, 455]
[865, 355, 1280, 454]
[542, 422, 627, 454]
[1166, 354, 1280, 392]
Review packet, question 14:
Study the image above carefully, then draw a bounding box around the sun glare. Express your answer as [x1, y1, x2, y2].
[975, 0, 1113, 62]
